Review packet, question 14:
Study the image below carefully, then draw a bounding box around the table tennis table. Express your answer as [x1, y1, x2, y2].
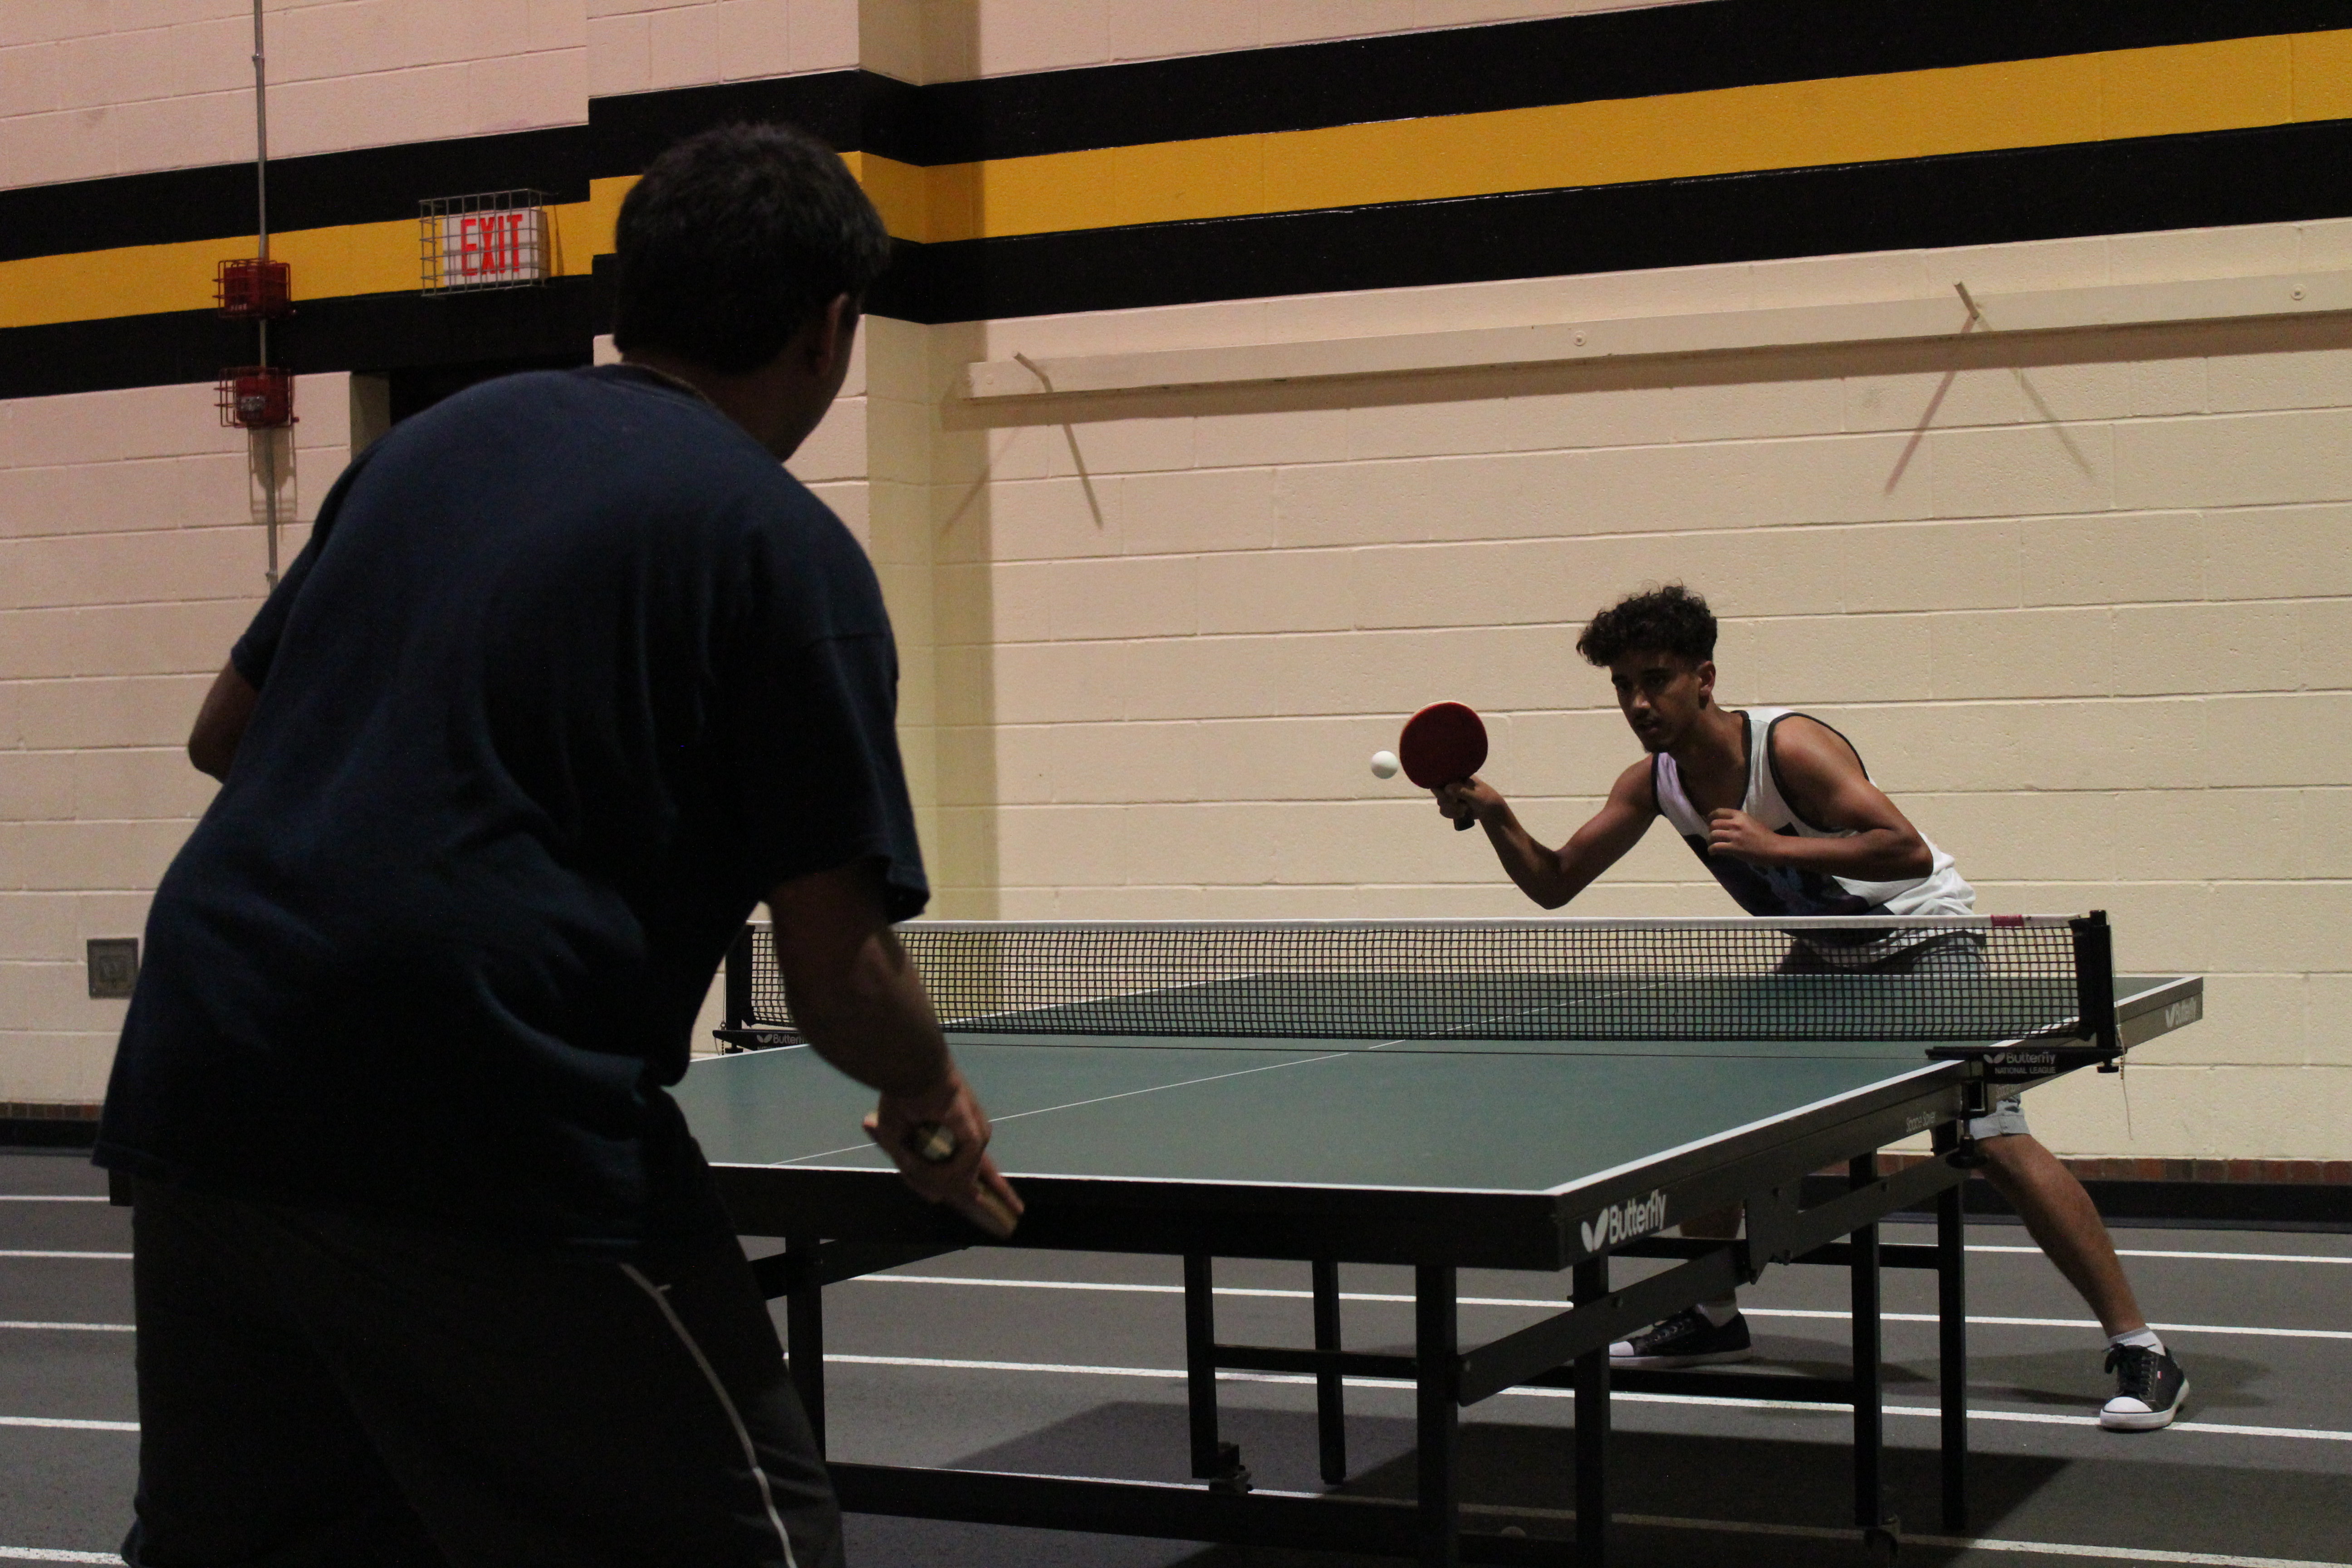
[675, 915, 2203, 1567]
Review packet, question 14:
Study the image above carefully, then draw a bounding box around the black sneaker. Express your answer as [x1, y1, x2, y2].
[2101, 1344, 2189, 1431]
[1609, 1308, 1755, 1369]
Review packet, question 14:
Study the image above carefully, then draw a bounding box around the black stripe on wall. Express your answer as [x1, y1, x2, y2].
[0, 276, 608, 403]
[0, 127, 591, 266]
[12, 115, 2352, 397]
[0, 71, 890, 266]
[902, 0, 2352, 165]
[589, 72, 917, 182]
[880, 118, 2352, 323]
[12, 0, 2352, 264]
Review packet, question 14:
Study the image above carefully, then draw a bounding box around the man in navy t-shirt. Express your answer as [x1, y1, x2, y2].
[96, 123, 1014, 1568]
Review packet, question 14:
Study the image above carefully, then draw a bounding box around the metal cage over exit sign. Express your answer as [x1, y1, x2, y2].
[420, 190, 552, 293]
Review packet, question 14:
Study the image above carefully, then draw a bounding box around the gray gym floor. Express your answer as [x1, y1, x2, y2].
[5, 1147, 2347, 1566]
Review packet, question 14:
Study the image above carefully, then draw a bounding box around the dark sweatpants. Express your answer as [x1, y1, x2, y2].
[122, 1178, 841, 1568]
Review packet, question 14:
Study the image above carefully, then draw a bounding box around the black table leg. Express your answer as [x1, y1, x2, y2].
[1416, 1264, 1461, 1568]
[1183, 1255, 1248, 1490]
[1312, 1258, 1348, 1485]
[784, 1232, 826, 1454]
[1573, 1255, 1610, 1568]
[1934, 1126, 1971, 1531]
[1850, 1156, 1896, 1563]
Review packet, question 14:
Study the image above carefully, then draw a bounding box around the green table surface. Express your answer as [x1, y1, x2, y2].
[676, 978, 2190, 1197]
[680, 1038, 1942, 1196]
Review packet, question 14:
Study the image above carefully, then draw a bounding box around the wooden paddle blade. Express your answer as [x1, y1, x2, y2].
[1398, 701, 1488, 789]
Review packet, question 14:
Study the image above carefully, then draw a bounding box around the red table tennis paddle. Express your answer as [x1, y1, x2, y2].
[1399, 701, 1488, 830]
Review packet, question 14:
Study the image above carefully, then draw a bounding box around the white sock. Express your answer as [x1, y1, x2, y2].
[1699, 1298, 1740, 1328]
[2109, 1327, 2164, 1356]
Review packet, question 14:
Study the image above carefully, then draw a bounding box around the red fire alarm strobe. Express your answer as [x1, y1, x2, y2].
[216, 258, 293, 319]
[217, 366, 296, 429]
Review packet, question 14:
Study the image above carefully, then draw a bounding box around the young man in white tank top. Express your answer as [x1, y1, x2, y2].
[1434, 585, 2186, 1431]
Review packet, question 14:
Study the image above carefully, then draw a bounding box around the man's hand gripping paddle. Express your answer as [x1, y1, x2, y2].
[1399, 701, 1489, 831]
[862, 1080, 1024, 1239]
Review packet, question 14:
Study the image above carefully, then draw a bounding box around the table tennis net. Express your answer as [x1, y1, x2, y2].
[728, 916, 2110, 1044]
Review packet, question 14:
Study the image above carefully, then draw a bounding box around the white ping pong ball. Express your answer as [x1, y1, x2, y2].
[1370, 750, 1401, 779]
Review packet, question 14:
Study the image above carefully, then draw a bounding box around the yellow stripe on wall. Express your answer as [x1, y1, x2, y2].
[0, 178, 641, 333]
[2291, 27, 2352, 121]
[842, 151, 923, 243]
[1, 30, 2346, 332]
[909, 31, 2338, 244]
[555, 176, 636, 272]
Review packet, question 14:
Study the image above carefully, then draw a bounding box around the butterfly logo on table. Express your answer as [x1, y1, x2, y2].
[1578, 1188, 1669, 1254]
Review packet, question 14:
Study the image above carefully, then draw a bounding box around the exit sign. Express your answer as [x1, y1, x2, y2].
[420, 191, 551, 293]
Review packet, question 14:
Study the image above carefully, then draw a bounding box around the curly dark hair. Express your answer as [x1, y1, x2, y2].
[1575, 583, 1718, 666]
[612, 122, 893, 374]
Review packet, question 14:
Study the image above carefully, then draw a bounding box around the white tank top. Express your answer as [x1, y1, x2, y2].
[1653, 708, 1975, 927]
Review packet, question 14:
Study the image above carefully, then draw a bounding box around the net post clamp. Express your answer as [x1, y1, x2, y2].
[2070, 910, 2121, 1053]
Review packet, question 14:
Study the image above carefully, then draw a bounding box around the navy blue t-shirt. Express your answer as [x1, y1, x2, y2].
[96, 367, 927, 1251]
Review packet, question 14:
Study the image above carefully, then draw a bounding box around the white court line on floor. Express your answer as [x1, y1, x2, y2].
[1972, 1245, 2352, 1267]
[0, 1196, 108, 1204]
[820, 1352, 2352, 1442]
[1744, 1307, 2352, 1343]
[0, 1252, 129, 1261]
[0, 1416, 137, 1432]
[851, 1274, 2352, 1341]
[0, 1323, 132, 1333]
[0, 1548, 122, 1563]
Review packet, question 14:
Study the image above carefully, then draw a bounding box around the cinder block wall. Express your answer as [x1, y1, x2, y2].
[8, 1, 2349, 1161]
[0, 376, 345, 1109]
[900, 225, 2352, 1162]
[0, 0, 588, 183]
[0, 0, 874, 1098]
[1, 0, 600, 1110]
[588, 0, 859, 98]
[857, 0, 1689, 82]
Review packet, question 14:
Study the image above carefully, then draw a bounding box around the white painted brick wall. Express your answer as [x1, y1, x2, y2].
[0, 343, 873, 1094]
[906, 0, 1705, 84]
[898, 221, 2352, 1161]
[0, 372, 346, 1101]
[587, 0, 858, 96]
[1, 1, 590, 187]
[7, 6, 2346, 1155]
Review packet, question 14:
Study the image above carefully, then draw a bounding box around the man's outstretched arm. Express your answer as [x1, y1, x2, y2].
[767, 859, 1022, 1235]
[1702, 716, 1932, 879]
[1437, 759, 1656, 909]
